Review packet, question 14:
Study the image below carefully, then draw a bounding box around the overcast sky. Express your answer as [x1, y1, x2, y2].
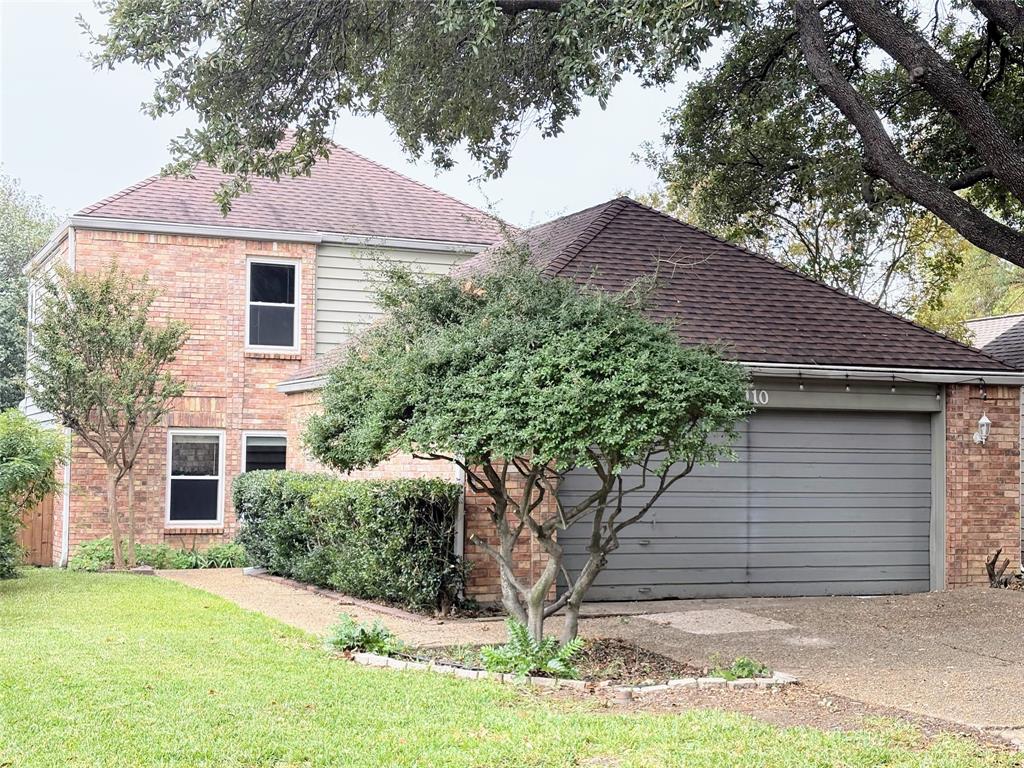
[0, 1, 698, 229]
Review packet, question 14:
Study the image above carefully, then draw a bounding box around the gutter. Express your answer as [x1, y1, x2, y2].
[68, 215, 493, 254]
[743, 361, 1024, 385]
[276, 375, 327, 394]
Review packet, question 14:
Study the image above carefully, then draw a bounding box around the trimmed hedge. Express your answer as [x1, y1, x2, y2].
[233, 471, 465, 613]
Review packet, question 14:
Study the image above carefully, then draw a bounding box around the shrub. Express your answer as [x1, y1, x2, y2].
[0, 410, 65, 578]
[480, 619, 585, 679]
[711, 656, 772, 681]
[326, 614, 404, 656]
[233, 471, 465, 613]
[68, 538, 248, 572]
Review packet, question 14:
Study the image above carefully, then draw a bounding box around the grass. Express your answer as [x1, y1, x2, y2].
[0, 571, 1014, 768]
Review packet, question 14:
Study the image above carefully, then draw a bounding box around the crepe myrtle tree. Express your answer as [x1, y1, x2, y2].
[28, 263, 188, 570]
[305, 254, 751, 643]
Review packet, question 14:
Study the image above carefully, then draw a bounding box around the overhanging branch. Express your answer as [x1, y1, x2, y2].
[794, 0, 1024, 266]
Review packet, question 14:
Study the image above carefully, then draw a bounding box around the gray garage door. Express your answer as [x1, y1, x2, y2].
[559, 409, 932, 600]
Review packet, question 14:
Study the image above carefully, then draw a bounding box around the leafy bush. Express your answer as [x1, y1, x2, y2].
[68, 538, 248, 572]
[710, 656, 771, 681]
[480, 619, 585, 679]
[233, 471, 465, 613]
[326, 614, 405, 655]
[0, 410, 65, 578]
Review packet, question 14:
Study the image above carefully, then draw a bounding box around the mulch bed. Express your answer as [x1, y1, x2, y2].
[407, 637, 705, 685]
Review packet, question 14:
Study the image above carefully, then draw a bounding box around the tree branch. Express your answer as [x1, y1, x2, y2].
[494, 0, 566, 15]
[972, 0, 1024, 39]
[794, 0, 1024, 266]
[836, 0, 1024, 204]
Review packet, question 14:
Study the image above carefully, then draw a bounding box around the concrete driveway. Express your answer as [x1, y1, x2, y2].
[593, 587, 1024, 729]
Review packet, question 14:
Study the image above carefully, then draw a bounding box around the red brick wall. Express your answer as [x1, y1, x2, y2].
[64, 228, 317, 555]
[945, 383, 1021, 587]
[462, 466, 556, 604]
[284, 388, 458, 480]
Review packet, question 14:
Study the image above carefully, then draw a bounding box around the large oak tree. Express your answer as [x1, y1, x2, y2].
[88, 0, 1024, 272]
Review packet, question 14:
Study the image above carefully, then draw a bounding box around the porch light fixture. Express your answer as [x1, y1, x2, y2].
[973, 414, 991, 445]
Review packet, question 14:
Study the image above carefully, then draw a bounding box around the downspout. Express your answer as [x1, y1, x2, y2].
[453, 460, 466, 559]
[59, 226, 76, 567]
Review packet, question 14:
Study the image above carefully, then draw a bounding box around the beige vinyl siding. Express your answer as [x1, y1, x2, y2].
[315, 244, 473, 355]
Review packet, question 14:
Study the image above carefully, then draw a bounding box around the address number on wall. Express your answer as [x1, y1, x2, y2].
[746, 388, 770, 405]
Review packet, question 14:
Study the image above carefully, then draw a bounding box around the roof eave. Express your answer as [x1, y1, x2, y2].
[744, 361, 1024, 385]
[276, 376, 327, 394]
[70, 215, 495, 253]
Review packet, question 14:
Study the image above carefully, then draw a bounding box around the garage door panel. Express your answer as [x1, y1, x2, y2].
[559, 535, 931, 556]
[569, 549, 930, 570]
[582, 580, 931, 601]
[558, 506, 929, 529]
[581, 564, 930, 587]
[558, 408, 933, 600]
[559, 494, 930, 512]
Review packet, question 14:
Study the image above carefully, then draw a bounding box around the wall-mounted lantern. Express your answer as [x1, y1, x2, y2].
[973, 414, 991, 445]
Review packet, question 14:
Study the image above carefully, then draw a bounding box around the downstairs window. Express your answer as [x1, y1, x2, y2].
[167, 431, 224, 526]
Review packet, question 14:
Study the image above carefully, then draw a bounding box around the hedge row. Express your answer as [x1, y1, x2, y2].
[232, 471, 465, 613]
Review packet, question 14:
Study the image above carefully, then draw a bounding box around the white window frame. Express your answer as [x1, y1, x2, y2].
[245, 256, 301, 352]
[241, 430, 288, 473]
[165, 428, 226, 528]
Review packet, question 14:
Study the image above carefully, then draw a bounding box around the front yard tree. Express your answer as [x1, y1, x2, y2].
[90, 1, 1024, 270]
[28, 264, 188, 569]
[0, 174, 58, 409]
[305, 256, 751, 643]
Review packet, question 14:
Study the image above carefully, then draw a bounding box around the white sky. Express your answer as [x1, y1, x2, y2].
[0, 1, 698, 229]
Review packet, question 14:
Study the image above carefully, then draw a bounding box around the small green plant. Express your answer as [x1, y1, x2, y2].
[480, 619, 585, 679]
[68, 537, 248, 571]
[326, 614, 405, 656]
[710, 656, 771, 681]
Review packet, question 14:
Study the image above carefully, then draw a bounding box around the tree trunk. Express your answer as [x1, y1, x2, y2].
[125, 466, 137, 568]
[106, 467, 124, 570]
[558, 552, 604, 645]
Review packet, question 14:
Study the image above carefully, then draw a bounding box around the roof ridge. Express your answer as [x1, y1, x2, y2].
[329, 143, 506, 239]
[78, 172, 164, 215]
[546, 198, 630, 277]
[618, 196, 1011, 368]
[967, 311, 1024, 323]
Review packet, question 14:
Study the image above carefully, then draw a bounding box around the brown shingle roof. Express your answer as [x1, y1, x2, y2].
[78, 143, 505, 246]
[459, 197, 1013, 371]
[979, 322, 1024, 368]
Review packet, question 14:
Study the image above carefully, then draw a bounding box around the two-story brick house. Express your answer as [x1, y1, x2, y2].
[23, 144, 503, 567]
[23, 146, 1024, 604]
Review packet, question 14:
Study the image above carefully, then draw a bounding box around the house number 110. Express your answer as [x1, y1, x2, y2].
[746, 388, 769, 405]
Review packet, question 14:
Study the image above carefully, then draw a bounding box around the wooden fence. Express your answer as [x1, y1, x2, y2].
[18, 493, 53, 566]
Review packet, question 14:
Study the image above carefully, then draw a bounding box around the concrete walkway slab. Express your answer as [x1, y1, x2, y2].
[645, 608, 794, 634]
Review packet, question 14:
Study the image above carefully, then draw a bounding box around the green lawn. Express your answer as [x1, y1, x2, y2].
[0, 571, 1012, 768]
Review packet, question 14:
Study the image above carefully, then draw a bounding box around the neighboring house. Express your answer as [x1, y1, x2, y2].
[22, 142, 504, 567]
[284, 197, 1024, 602]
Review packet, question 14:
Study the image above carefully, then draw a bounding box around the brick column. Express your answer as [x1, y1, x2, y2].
[945, 383, 1021, 587]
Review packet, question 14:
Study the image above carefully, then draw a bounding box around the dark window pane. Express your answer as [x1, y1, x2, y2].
[245, 439, 287, 471]
[249, 305, 295, 347]
[171, 435, 219, 476]
[169, 479, 219, 521]
[250, 263, 295, 304]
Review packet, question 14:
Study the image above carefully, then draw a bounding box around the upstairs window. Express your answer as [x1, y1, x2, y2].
[167, 431, 224, 526]
[247, 259, 298, 349]
[243, 433, 287, 471]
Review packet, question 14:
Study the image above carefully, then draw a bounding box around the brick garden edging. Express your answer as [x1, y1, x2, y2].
[347, 651, 799, 697]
